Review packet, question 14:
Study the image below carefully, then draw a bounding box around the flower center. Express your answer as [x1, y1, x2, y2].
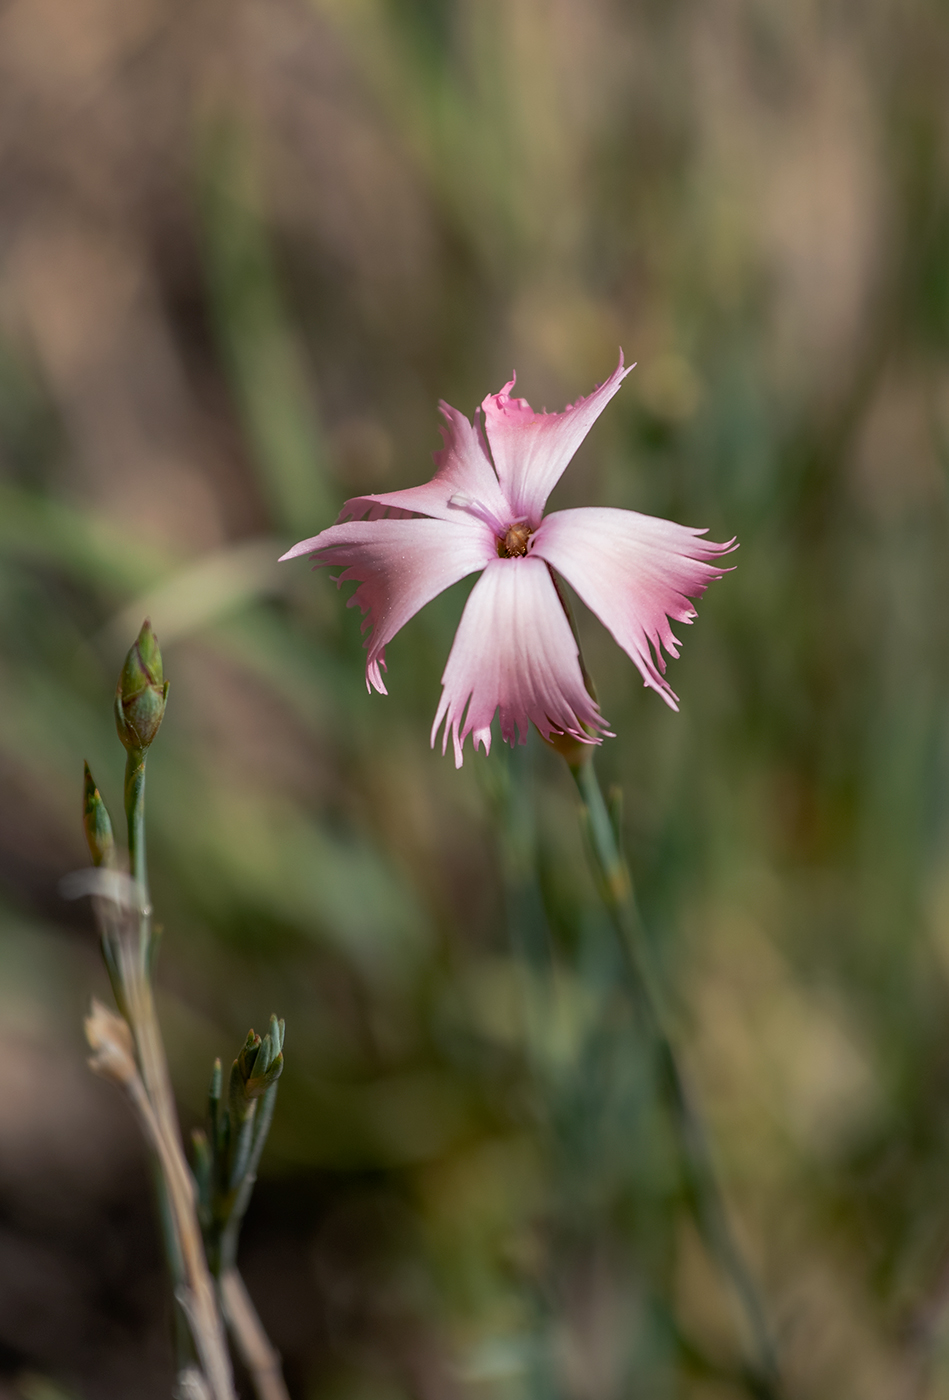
[497, 522, 532, 558]
[446, 493, 532, 557]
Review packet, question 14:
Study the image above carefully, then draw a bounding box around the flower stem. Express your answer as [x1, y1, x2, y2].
[122, 747, 180, 1168]
[112, 747, 236, 1399]
[125, 748, 148, 900]
[120, 746, 190, 1367]
[568, 756, 780, 1400]
[124, 746, 152, 971]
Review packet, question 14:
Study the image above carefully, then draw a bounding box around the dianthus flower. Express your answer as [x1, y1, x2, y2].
[281, 355, 735, 766]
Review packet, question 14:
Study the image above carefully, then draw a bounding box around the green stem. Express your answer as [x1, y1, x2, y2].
[120, 744, 196, 1377]
[487, 750, 564, 1400]
[494, 745, 555, 1085]
[124, 747, 149, 965]
[569, 756, 780, 1400]
[218, 1081, 280, 1276]
[148, 1152, 195, 1368]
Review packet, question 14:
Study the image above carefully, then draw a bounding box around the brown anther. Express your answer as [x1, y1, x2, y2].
[498, 523, 532, 558]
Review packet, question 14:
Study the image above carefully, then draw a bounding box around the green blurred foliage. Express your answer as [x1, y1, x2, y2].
[2, 0, 949, 1397]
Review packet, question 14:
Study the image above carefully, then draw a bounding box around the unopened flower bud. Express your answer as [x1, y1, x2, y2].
[229, 1016, 285, 1118]
[114, 619, 169, 753]
[82, 762, 115, 867]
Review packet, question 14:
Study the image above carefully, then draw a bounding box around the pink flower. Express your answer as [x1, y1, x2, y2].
[281, 355, 735, 767]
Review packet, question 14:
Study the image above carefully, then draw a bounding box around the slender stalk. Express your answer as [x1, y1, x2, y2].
[98, 916, 236, 1398]
[111, 747, 237, 1400]
[220, 1269, 291, 1400]
[487, 749, 567, 1400]
[219, 1082, 279, 1275]
[125, 747, 149, 910]
[569, 756, 780, 1400]
[125, 745, 160, 987]
[85, 997, 235, 1400]
[122, 746, 190, 1343]
[493, 745, 555, 1085]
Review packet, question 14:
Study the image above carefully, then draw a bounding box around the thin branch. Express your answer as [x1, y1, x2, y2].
[220, 1268, 291, 1400]
[86, 1000, 237, 1400]
[569, 757, 781, 1400]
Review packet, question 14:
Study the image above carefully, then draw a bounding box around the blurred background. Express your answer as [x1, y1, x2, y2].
[2, 0, 949, 1396]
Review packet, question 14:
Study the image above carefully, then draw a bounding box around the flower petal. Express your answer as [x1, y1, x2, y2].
[531, 507, 736, 710]
[431, 555, 611, 768]
[481, 353, 633, 525]
[281, 517, 495, 693]
[336, 402, 513, 526]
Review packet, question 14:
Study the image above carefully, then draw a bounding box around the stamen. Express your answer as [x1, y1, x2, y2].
[447, 493, 533, 559]
[448, 492, 508, 537]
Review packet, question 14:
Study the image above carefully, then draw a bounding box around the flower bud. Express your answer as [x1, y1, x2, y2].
[114, 619, 169, 752]
[82, 762, 116, 867]
[229, 1016, 285, 1118]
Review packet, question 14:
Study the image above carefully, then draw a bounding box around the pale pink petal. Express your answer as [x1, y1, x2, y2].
[531, 507, 736, 710]
[431, 556, 611, 768]
[280, 517, 495, 693]
[337, 402, 513, 527]
[481, 353, 634, 525]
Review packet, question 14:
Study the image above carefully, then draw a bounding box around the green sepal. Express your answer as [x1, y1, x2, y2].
[230, 1018, 285, 1114]
[230, 1031, 260, 1119]
[114, 619, 169, 752]
[244, 1052, 284, 1100]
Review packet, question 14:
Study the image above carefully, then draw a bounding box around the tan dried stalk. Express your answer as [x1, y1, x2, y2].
[221, 1268, 290, 1400]
[87, 894, 238, 1400]
[86, 996, 236, 1400]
